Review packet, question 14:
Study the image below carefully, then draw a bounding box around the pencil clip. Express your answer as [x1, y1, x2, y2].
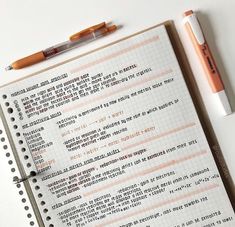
[13, 171, 37, 184]
[69, 22, 107, 41]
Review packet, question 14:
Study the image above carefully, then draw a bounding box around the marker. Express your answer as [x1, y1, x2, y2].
[183, 10, 232, 116]
[6, 22, 117, 70]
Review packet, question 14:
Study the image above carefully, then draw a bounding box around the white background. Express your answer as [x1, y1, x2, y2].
[0, 0, 234, 226]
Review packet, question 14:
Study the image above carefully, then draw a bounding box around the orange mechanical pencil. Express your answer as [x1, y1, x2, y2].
[6, 22, 117, 70]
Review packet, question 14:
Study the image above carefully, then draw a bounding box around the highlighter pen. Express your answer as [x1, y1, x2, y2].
[6, 22, 117, 70]
[183, 10, 232, 116]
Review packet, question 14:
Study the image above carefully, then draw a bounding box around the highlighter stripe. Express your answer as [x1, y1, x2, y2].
[95, 183, 219, 227]
[83, 150, 207, 197]
[122, 122, 196, 151]
[63, 69, 172, 113]
[70, 35, 160, 74]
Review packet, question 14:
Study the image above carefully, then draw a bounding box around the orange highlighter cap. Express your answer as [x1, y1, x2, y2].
[183, 10, 224, 92]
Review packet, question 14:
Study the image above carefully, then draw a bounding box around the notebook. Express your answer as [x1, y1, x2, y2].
[0, 22, 234, 227]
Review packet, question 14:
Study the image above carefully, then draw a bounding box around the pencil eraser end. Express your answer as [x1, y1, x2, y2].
[107, 25, 117, 33]
[214, 90, 232, 116]
[183, 10, 194, 17]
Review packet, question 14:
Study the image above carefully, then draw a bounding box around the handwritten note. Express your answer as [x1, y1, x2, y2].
[0, 25, 234, 227]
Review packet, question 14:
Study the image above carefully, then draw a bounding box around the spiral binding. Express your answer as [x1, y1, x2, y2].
[13, 171, 37, 184]
[1, 94, 55, 227]
[0, 122, 37, 226]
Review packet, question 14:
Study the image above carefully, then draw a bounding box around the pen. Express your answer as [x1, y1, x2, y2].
[183, 10, 232, 116]
[6, 22, 117, 70]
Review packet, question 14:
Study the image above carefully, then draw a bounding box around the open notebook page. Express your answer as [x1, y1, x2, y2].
[0, 25, 234, 227]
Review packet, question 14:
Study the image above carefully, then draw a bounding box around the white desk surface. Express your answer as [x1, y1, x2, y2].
[0, 0, 234, 226]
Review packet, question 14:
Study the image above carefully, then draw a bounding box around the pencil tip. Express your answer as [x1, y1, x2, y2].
[5, 65, 13, 71]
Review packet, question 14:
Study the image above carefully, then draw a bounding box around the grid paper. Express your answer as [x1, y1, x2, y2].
[0, 25, 234, 227]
